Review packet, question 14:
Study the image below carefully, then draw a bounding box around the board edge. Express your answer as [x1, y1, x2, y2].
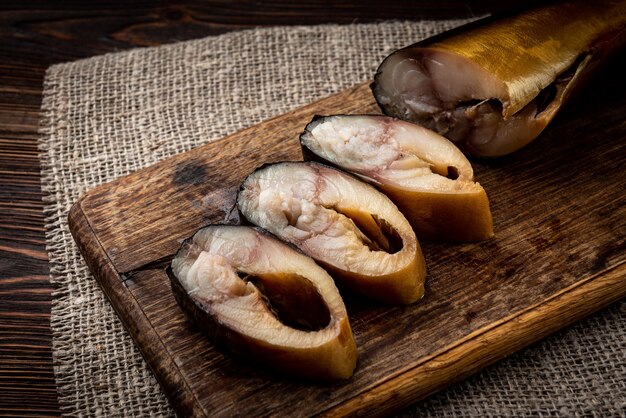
[67, 198, 206, 418]
[321, 263, 626, 417]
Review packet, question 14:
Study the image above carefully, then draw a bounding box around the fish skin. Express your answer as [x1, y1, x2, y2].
[169, 225, 357, 380]
[372, 0, 626, 157]
[300, 115, 494, 242]
[237, 161, 426, 305]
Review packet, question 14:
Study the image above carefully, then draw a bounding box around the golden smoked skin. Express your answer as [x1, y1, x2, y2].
[237, 162, 426, 305]
[373, 0, 626, 157]
[377, 183, 492, 243]
[300, 115, 493, 242]
[428, 1, 626, 117]
[168, 225, 357, 380]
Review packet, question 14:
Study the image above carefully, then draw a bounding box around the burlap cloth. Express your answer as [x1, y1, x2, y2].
[38, 20, 625, 417]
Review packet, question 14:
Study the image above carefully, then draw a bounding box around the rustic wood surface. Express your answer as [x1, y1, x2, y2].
[68, 51, 626, 416]
[0, 1, 620, 416]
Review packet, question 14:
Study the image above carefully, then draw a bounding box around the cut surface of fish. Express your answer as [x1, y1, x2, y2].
[168, 225, 357, 380]
[237, 161, 426, 305]
[372, 0, 626, 157]
[300, 115, 493, 242]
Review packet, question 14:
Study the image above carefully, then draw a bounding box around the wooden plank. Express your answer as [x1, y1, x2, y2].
[0, 2, 581, 416]
[326, 263, 626, 416]
[78, 84, 376, 273]
[68, 72, 626, 416]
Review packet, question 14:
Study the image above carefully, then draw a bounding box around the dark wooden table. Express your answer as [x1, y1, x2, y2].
[0, 1, 598, 415]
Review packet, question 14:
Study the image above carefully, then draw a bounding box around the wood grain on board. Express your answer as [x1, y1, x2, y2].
[68, 72, 626, 415]
[4, 3, 539, 415]
[7, 1, 624, 416]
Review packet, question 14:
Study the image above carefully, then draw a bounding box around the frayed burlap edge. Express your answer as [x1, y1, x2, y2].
[38, 21, 625, 417]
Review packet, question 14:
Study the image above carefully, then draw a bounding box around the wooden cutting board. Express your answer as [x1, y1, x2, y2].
[68, 82, 626, 417]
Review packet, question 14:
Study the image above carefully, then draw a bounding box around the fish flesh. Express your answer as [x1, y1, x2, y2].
[168, 225, 357, 380]
[237, 161, 426, 305]
[300, 115, 493, 242]
[372, 0, 626, 157]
